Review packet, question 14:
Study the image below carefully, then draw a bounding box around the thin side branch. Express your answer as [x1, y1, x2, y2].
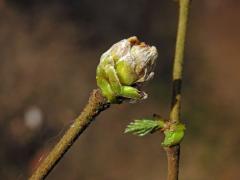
[29, 89, 110, 180]
[165, 0, 191, 180]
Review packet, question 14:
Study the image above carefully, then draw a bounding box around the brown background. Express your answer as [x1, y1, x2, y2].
[0, 0, 239, 179]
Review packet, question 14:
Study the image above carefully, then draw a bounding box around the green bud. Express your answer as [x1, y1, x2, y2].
[96, 36, 158, 102]
[113, 37, 157, 85]
[162, 123, 186, 147]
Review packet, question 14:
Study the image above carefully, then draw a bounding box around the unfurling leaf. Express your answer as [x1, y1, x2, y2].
[124, 119, 164, 136]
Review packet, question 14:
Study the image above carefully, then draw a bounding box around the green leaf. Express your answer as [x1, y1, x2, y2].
[124, 119, 165, 136]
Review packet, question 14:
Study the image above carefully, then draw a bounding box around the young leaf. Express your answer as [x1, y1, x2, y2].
[124, 119, 164, 136]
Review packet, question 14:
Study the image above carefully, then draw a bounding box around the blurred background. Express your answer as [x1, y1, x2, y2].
[0, 0, 240, 179]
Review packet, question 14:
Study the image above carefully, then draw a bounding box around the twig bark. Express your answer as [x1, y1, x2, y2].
[29, 89, 110, 180]
[164, 0, 191, 180]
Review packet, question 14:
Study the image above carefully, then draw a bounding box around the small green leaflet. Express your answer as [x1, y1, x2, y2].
[124, 119, 164, 136]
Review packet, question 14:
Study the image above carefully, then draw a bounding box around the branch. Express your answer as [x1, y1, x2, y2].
[29, 36, 157, 179]
[29, 89, 110, 180]
[165, 0, 191, 180]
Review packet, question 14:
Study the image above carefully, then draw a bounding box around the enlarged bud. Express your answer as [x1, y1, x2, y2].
[96, 36, 158, 102]
[162, 123, 186, 147]
[110, 36, 157, 85]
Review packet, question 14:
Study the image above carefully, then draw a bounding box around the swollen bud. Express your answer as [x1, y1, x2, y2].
[162, 123, 186, 147]
[96, 36, 158, 103]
